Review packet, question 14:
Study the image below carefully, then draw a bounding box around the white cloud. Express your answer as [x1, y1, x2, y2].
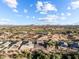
[13, 9, 18, 12]
[67, 13, 71, 16]
[38, 13, 68, 22]
[38, 15, 58, 22]
[0, 18, 10, 22]
[26, 16, 30, 19]
[60, 16, 66, 20]
[61, 13, 65, 16]
[4, 0, 18, 12]
[4, 0, 18, 8]
[0, 21, 13, 25]
[67, 6, 71, 10]
[39, 11, 47, 14]
[71, 0, 79, 9]
[36, 1, 57, 14]
[24, 9, 28, 13]
[0, 18, 16, 25]
[36, 1, 43, 11]
[16, 14, 23, 17]
[30, 4, 33, 7]
[32, 16, 35, 19]
[61, 12, 71, 16]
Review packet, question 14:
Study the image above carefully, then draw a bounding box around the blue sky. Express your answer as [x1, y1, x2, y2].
[0, 0, 79, 25]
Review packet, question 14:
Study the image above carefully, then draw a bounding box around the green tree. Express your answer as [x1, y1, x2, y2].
[0, 55, 4, 59]
[47, 39, 56, 46]
[73, 55, 78, 59]
[67, 55, 71, 59]
[55, 54, 62, 59]
[27, 52, 32, 59]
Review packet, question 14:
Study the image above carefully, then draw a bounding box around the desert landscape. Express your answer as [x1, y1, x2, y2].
[0, 0, 79, 59]
[0, 25, 79, 59]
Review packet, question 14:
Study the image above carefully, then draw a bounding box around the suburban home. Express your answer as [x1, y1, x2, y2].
[20, 41, 34, 50]
[58, 41, 68, 47]
[70, 42, 79, 49]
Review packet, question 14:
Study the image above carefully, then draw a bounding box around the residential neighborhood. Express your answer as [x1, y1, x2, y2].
[0, 25, 79, 59]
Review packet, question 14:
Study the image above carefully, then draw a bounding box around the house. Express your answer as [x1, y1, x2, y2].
[20, 41, 34, 51]
[3, 41, 11, 47]
[34, 40, 46, 49]
[57, 41, 68, 50]
[36, 40, 44, 45]
[8, 41, 22, 50]
[70, 42, 79, 49]
[58, 41, 68, 47]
